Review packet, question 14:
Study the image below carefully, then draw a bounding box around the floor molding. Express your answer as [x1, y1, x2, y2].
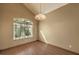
[0, 40, 38, 51]
[0, 40, 79, 55]
[39, 40, 79, 55]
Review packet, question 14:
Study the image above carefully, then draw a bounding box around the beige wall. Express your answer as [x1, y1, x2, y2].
[39, 4, 79, 53]
[0, 4, 38, 50]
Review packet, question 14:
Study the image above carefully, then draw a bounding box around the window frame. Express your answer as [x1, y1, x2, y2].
[13, 18, 33, 40]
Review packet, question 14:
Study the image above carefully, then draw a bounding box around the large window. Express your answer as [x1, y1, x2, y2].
[13, 18, 33, 40]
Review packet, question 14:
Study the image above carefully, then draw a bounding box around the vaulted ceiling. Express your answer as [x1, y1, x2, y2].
[24, 3, 68, 15]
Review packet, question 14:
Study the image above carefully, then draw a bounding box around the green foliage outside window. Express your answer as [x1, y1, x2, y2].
[13, 18, 33, 40]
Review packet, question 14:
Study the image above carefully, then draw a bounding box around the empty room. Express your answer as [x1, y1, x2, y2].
[0, 3, 79, 55]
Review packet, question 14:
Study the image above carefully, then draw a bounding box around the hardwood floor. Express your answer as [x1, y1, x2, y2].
[0, 41, 78, 55]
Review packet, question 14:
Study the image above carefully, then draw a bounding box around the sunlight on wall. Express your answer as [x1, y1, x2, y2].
[40, 31, 48, 43]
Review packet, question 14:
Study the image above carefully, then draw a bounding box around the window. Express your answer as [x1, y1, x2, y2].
[13, 18, 33, 40]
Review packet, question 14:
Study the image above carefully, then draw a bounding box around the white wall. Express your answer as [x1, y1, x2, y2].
[39, 4, 79, 53]
[0, 4, 38, 50]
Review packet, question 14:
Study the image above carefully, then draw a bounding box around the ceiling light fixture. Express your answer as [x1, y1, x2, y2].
[35, 3, 46, 21]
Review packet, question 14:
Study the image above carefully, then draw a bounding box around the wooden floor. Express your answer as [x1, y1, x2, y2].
[0, 41, 77, 55]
